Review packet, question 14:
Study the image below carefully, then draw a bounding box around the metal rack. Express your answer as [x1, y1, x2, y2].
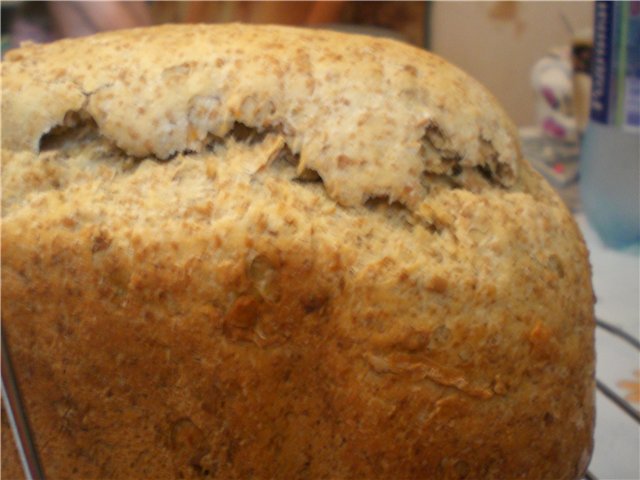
[3, 318, 638, 480]
[1, 325, 44, 480]
[584, 318, 640, 480]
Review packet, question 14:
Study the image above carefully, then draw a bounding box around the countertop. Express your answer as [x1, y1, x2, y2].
[575, 213, 640, 480]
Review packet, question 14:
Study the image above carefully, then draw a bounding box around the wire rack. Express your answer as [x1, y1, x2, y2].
[3, 318, 638, 480]
[584, 318, 640, 480]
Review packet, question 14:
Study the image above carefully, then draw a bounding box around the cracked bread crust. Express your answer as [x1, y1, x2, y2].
[2, 23, 519, 207]
[1, 24, 594, 480]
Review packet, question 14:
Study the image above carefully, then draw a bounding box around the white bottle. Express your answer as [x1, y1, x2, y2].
[580, 1, 640, 248]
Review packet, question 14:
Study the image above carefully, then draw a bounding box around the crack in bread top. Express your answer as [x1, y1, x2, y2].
[2, 23, 521, 208]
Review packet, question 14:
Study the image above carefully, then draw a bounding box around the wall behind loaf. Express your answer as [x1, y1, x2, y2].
[430, 1, 593, 126]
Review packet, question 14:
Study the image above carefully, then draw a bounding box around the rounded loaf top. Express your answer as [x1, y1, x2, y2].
[2, 23, 520, 207]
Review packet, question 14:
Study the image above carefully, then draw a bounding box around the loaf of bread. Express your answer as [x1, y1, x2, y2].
[1, 24, 595, 479]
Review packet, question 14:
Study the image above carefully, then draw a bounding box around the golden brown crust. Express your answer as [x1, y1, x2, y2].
[1, 24, 594, 480]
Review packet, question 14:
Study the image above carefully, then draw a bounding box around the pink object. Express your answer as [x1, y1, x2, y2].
[542, 117, 567, 139]
[541, 87, 560, 109]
